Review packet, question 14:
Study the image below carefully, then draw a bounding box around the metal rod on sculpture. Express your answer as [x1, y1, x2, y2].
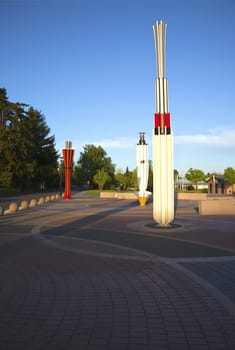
[152, 21, 174, 225]
[62, 140, 74, 200]
[136, 132, 151, 206]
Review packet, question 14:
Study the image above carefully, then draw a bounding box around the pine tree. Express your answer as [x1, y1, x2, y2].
[0, 88, 58, 190]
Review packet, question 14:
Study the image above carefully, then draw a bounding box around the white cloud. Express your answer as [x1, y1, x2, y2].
[95, 137, 137, 150]
[175, 127, 235, 147]
[56, 137, 137, 158]
[64, 137, 137, 151]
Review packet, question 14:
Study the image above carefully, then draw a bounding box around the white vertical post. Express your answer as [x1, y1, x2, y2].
[152, 21, 174, 226]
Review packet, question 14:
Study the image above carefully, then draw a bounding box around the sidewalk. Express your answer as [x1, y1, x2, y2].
[0, 196, 235, 349]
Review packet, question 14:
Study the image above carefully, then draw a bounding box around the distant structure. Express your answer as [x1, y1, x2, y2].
[152, 21, 174, 225]
[136, 132, 151, 206]
[207, 175, 235, 195]
[62, 141, 74, 199]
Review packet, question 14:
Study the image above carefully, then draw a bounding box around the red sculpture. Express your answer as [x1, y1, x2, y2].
[62, 141, 74, 199]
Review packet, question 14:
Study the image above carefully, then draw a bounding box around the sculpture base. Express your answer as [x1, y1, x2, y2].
[63, 194, 71, 200]
[146, 222, 181, 229]
[138, 196, 148, 206]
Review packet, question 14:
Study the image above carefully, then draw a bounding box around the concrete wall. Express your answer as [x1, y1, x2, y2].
[101, 192, 207, 201]
[101, 191, 208, 201]
[199, 197, 235, 215]
[118, 192, 137, 200]
[100, 192, 118, 199]
[100, 192, 137, 200]
[176, 192, 208, 200]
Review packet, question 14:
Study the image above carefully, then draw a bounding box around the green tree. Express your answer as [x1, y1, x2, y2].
[115, 170, 126, 189]
[223, 167, 235, 185]
[115, 168, 137, 190]
[0, 90, 30, 188]
[74, 144, 115, 188]
[93, 168, 111, 190]
[130, 168, 137, 189]
[185, 168, 206, 185]
[25, 107, 58, 189]
[0, 88, 14, 186]
[124, 166, 131, 188]
[0, 88, 58, 190]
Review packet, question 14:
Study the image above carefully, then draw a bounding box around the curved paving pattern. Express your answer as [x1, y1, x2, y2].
[0, 194, 235, 349]
[181, 260, 235, 303]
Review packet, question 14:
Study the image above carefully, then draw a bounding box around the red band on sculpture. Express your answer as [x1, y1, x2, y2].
[154, 113, 171, 128]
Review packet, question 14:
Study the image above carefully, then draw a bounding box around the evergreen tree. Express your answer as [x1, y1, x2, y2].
[0, 89, 28, 187]
[0, 88, 58, 190]
[25, 107, 58, 189]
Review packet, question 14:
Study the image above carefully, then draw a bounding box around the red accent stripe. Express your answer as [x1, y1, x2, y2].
[160, 114, 164, 129]
[154, 113, 160, 128]
[154, 113, 171, 128]
[165, 113, 170, 128]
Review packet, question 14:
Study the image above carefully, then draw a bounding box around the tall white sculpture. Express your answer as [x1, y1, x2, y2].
[136, 132, 151, 206]
[152, 21, 174, 225]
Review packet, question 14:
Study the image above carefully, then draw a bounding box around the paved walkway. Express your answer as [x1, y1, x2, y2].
[0, 194, 235, 349]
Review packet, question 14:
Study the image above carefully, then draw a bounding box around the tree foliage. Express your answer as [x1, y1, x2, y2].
[223, 167, 235, 185]
[74, 144, 115, 188]
[93, 168, 111, 190]
[0, 88, 58, 190]
[185, 168, 206, 185]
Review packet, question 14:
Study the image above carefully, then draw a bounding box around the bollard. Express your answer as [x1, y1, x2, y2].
[0, 206, 4, 216]
[29, 199, 37, 207]
[21, 200, 29, 209]
[9, 202, 18, 213]
[38, 197, 45, 205]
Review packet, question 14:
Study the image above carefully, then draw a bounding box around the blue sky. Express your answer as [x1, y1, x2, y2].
[1, 0, 235, 176]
